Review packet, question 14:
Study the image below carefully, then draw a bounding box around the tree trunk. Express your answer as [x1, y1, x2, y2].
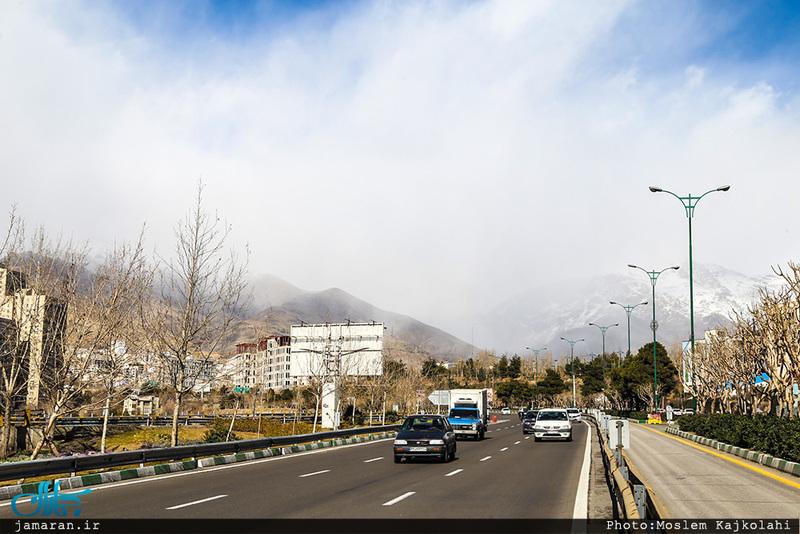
[29, 411, 60, 461]
[0, 403, 12, 458]
[171, 390, 182, 447]
[100, 395, 111, 453]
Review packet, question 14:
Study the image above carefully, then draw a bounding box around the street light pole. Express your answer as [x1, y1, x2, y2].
[526, 347, 547, 408]
[588, 322, 619, 407]
[609, 301, 648, 357]
[649, 185, 730, 412]
[560, 338, 584, 408]
[628, 264, 679, 411]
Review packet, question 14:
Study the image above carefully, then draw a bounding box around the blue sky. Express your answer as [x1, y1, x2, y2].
[2, 0, 799, 346]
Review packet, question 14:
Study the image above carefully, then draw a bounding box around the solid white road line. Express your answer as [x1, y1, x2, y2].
[572, 421, 591, 523]
[445, 469, 463, 477]
[166, 494, 227, 510]
[364, 457, 383, 463]
[480, 456, 492, 462]
[299, 470, 330, 477]
[383, 492, 415, 506]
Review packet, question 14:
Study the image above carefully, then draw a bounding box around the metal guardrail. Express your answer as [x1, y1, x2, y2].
[2, 410, 400, 427]
[0, 424, 400, 482]
[588, 411, 669, 529]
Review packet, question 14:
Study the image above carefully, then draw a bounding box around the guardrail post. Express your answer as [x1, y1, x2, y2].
[633, 484, 647, 520]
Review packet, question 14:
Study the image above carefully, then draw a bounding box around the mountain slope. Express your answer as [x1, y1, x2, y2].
[231, 278, 475, 362]
[468, 263, 784, 356]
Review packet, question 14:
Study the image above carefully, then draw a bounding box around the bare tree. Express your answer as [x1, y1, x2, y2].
[0, 206, 26, 457]
[145, 182, 250, 446]
[92, 231, 151, 452]
[2, 223, 152, 460]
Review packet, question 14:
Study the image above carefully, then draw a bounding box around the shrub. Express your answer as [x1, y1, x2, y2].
[677, 413, 800, 463]
[202, 421, 241, 443]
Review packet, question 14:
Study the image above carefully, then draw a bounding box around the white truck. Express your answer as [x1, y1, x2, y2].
[446, 389, 489, 440]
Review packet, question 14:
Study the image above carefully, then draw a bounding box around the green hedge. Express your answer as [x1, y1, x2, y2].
[677, 413, 800, 463]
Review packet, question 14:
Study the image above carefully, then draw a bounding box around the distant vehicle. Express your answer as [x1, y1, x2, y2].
[447, 389, 488, 440]
[532, 408, 572, 442]
[672, 409, 683, 416]
[501, 407, 511, 415]
[566, 408, 581, 422]
[522, 410, 539, 434]
[394, 414, 457, 463]
[682, 409, 694, 415]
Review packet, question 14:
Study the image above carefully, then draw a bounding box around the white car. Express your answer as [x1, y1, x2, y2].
[501, 407, 511, 415]
[566, 408, 581, 422]
[532, 408, 573, 442]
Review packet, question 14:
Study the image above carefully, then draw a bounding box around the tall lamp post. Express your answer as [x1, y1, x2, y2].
[526, 347, 547, 407]
[649, 185, 730, 412]
[588, 322, 618, 406]
[628, 264, 679, 411]
[609, 301, 648, 357]
[560, 337, 584, 408]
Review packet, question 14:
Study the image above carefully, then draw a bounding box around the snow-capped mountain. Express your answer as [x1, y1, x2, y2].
[469, 263, 785, 357]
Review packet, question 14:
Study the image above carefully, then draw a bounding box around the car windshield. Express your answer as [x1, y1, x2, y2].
[567, 409, 579, 414]
[525, 411, 538, 419]
[402, 417, 445, 431]
[537, 411, 568, 421]
[449, 408, 477, 418]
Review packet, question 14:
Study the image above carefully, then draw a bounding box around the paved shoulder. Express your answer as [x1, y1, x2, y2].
[624, 423, 800, 519]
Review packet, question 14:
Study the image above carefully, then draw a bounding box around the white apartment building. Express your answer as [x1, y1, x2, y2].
[231, 335, 298, 391]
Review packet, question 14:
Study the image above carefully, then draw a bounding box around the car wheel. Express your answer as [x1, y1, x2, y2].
[394, 455, 401, 463]
[534, 437, 541, 442]
[450, 444, 457, 461]
[441, 449, 449, 463]
[567, 433, 573, 442]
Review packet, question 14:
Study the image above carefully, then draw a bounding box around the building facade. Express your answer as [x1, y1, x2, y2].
[0, 265, 65, 409]
[231, 335, 295, 391]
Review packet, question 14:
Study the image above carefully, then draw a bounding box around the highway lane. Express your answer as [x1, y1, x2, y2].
[0, 418, 592, 520]
[625, 423, 800, 518]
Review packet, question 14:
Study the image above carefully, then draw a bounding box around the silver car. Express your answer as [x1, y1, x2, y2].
[566, 408, 581, 422]
[532, 408, 573, 442]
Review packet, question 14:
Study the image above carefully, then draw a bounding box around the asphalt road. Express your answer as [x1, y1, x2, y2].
[1, 418, 591, 521]
[625, 423, 800, 519]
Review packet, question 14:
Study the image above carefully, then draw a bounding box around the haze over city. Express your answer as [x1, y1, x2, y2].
[2, 1, 799, 350]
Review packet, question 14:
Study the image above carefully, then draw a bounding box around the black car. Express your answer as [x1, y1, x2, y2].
[393, 414, 457, 463]
[522, 410, 539, 434]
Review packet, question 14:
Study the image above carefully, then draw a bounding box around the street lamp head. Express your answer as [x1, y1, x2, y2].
[609, 301, 618, 305]
[628, 264, 638, 269]
[613, 323, 619, 327]
[649, 186, 663, 193]
[641, 301, 648, 306]
[717, 185, 731, 192]
[589, 322, 596, 327]
[671, 265, 680, 270]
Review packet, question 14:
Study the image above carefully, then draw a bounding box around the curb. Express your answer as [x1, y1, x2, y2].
[0, 431, 395, 501]
[664, 426, 800, 478]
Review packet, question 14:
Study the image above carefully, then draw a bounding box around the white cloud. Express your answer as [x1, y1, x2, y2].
[1, 0, 798, 340]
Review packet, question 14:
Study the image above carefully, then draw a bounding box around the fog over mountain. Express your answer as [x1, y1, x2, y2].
[460, 263, 785, 359]
[239, 263, 784, 365]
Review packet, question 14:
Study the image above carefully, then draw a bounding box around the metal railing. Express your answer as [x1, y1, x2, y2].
[0, 424, 400, 482]
[588, 411, 668, 524]
[1, 410, 401, 427]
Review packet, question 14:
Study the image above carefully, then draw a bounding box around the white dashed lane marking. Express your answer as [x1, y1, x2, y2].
[383, 492, 415, 506]
[167, 495, 227, 510]
[299, 470, 330, 478]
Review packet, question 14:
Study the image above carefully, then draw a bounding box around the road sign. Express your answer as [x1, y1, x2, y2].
[428, 390, 449, 405]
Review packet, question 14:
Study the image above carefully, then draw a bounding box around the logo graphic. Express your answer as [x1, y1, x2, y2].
[11, 481, 93, 517]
